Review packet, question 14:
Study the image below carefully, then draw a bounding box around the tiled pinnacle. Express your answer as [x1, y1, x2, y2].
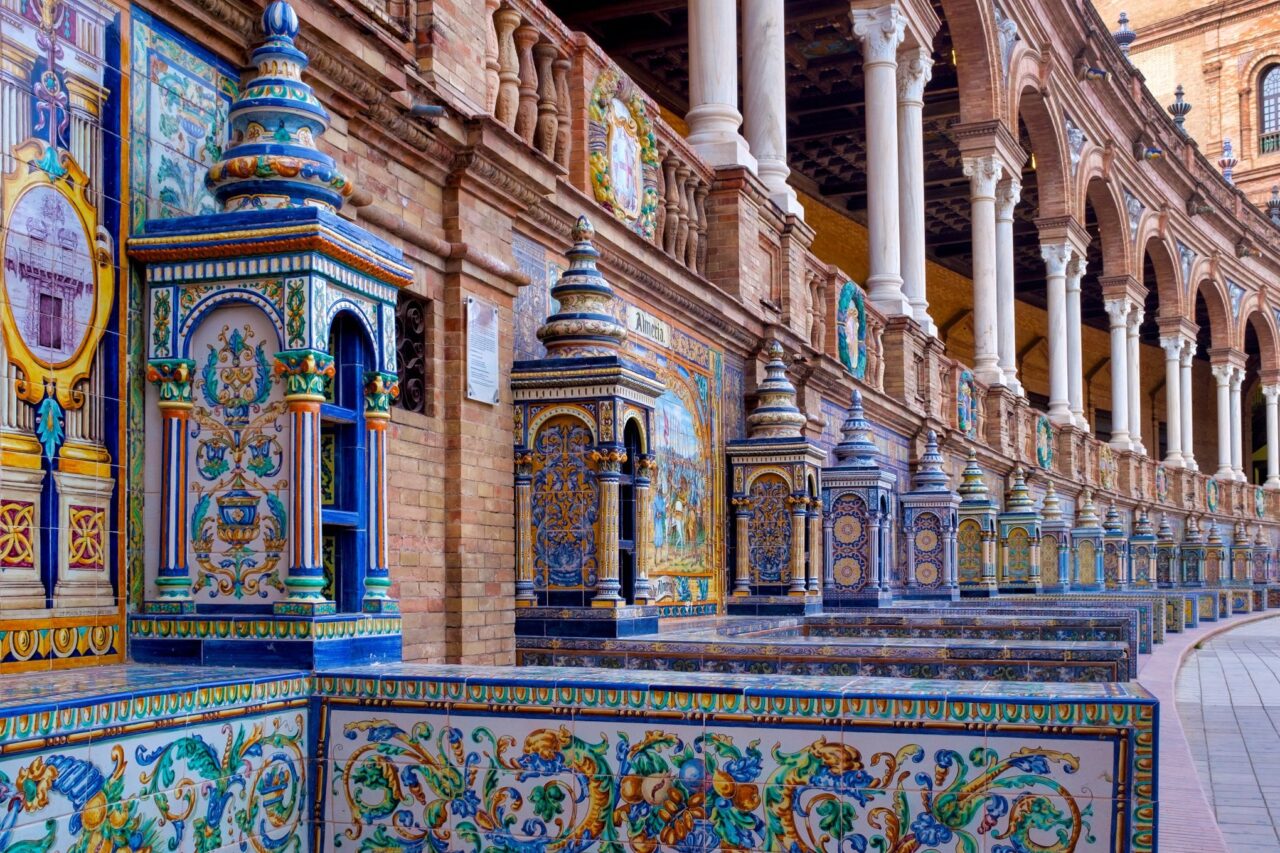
[911, 430, 950, 491]
[206, 0, 354, 211]
[1157, 512, 1174, 541]
[1133, 507, 1154, 537]
[1184, 514, 1203, 544]
[747, 341, 807, 440]
[1206, 521, 1224, 546]
[1004, 467, 1034, 511]
[1075, 489, 1100, 527]
[1040, 482, 1063, 522]
[957, 451, 991, 506]
[537, 216, 628, 358]
[1103, 501, 1125, 534]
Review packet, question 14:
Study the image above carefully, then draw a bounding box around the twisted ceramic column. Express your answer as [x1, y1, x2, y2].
[514, 452, 535, 605]
[591, 448, 625, 606]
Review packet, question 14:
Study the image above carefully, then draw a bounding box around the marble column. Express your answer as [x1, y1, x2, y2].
[964, 155, 1004, 386]
[995, 178, 1022, 394]
[743, 0, 800, 215]
[362, 371, 398, 612]
[1230, 367, 1245, 481]
[1264, 384, 1280, 489]
[687, 0, 756, 168]
[897, 46, 933, 333]
[1066, 255, 1088, 430]
[1042, 242, 1072, 424]
[852, 5, 908, 316]
[1181, 339, 1198, 471]
[1105, 298, 1132, 450]
[1213, 364, 1233, 479]
[146, 359, 196, 613]
[1127, 304, 1145, 454]
[1160, 336, 1184, 467]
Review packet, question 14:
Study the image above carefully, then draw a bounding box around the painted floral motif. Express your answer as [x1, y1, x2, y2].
[836, 281, 867, 379]
[912, 511, 945, 587]
[588, 70, 660, 239]
[0, 501, 36, 570]
[188, 321, 288, 600]
[0, 712, 304, 853]
[1003, 527, 1032, 585]
[531, 416, 599, 589]
[957, 518, 984, 584]
[829, 493, 871, 591]
[1035, 416, 1053, 470]
[331, 714, 1100, 853]
[747, 475, 793, 585]
[957, 371, 978, 439]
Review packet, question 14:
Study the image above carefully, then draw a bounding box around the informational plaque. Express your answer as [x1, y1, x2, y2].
[465, 295, 500, 404]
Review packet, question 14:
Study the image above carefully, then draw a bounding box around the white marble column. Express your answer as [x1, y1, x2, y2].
[1181, 339, 1198, 471]
[1213, 363, 1233, 479]
[1042, 241, 1072, 424]
[1264, 384, 1280, 489]
[897, 46, 933, 333]
[1066, 255, 1088, 430]
[1105, 297, 1132, 450]
[1230, 366, 1245, 481]
[995, 178, 1022, 394]
[964, 155, 1004, 386]
[852, 5, 908, 316]
[1127, 304, 1145, 454]
[743, 0, 800, 216]
[687, 0, 756, 168]
[1160, 336, 1184, 467]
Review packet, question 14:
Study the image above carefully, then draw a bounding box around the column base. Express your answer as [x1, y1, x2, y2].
[1048, 405, 1073, 426]
[1164, 453, 1185, 468]
[1073, 413, 1090, 431]
[767, 186, 805, 219]
[1265, 477, 1280, 490]
[687, 133, 758, 171]
[973, 365, 1004, 386]
[867, 275, 911, 317]
[1110, 434, 1132, 452]
[143, 599, 197, 615]
[275, 599, 337, 617]
[362, 598, 400, 615]
[1215, 467, 1235, 480]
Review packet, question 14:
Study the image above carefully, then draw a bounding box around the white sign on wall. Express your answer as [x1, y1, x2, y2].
[627, 304, 669, 348]
[465, 295, 500, 404]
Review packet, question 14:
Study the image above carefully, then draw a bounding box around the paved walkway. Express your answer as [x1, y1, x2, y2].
[1176, 615, 1280, 851]
[1136, 608, 1280, 853]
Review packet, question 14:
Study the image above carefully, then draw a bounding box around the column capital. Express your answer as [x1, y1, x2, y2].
[1264, 384, 1280, 402]
[851, 5, 907, 64]
[1066, 254, 1087, 288]
[1159, 335, 1186, 359]
[147, 358, 197, 411]
[1180, 336, 1197, 365]
[1230, 365, 1245, 390]
[962, 155, 1003, 199]
[363, 370, 400, 420]
[995, 177, 1021, 220]
[1211, 363, 1234, 385]
[1039, 241, 1072, 276]
[274, 348, 336, 400]
[1104, 296, 1132, 327]
[896, 47, 933, 103]
[1126, 303, 1144, 332]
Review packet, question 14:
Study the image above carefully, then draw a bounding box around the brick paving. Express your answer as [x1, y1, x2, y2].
[1141, 607, 1280, 845]
[1162, 613, 1280, 851]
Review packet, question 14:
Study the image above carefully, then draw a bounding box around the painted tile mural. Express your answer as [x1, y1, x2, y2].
[317, 669, 1157, 853]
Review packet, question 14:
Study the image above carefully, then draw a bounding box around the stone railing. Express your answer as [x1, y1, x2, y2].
[489, 0, 575, 168]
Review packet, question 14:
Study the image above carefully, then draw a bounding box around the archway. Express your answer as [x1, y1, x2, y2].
[1137, 236, 1180, 460]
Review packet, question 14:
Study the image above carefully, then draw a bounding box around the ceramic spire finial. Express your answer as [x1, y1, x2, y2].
[1075, 489, 1099, 527]
[1103, 501, 1124, 534]
[1040, 482, 1063, 521]
[746, 341, 807, 440]
[206, 0, 353, 211]
[1005, 467, 1035, 511]
[957, 450, 991, 505]
[1157, 511, 1174, 541]
[831, 389, 882, 466]
[1133, 506, 1153, 536]
[911, 430, 950, 491]
[537, 216, 628, 357]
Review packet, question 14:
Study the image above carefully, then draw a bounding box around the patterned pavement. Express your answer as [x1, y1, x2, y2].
[1176, 615, 1280, 851]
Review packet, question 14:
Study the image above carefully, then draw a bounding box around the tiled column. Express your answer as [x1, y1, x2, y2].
[146, 358, 196, 613]
[1230, 367, 1245, 481]
[897, 46, 934, 333]
[1066, 255, 1088, 430]
[995, 177, 1022, 394]
[789, 494, 808, 596]
[1127, 303, 1145, 454]
[1213, 363, 1234, 479]
[743, 0, 800, 215]
[591, 448, 625, 606]
[1104, 297, 1132, 450]
[1264, 385, 1280, 489]
[1160, 336, 1184, 467]
[275, 349, 336, 615]
[1041, 241, 1072, 424]
[964, 155, 1004, 386]
[852, 5, 908, 316]
[807, 500, 823, 593]
[687, 0, 756, 168]
[1181, 339, 1198, 471]
[514, 451, 536, 606]
[633, 455, 656, 604]
[732, 496, 752, 595]
[362, 371, 398, 613]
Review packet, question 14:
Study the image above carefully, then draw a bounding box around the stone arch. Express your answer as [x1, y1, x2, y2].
[1012, 83, 1070, 219]
[1243, 307, 1280, 376]
[619, 407, 649, 454]
[1139, 235, 1182, 320]
[1193, 279, 1233, 351]
[937, 0, 1004, 123]
[1084, 177, 1130, 279]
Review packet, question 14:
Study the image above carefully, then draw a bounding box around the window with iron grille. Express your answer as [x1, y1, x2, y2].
[395, 291, 429, 414]
[1261, 66, 1280, 153]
